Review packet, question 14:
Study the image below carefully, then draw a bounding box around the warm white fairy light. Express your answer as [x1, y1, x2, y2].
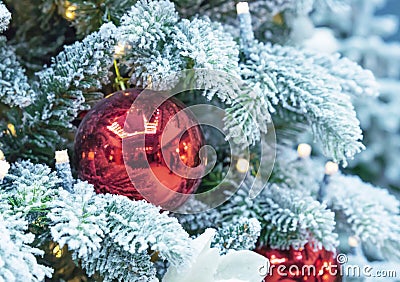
[348, 236, 359, 247]
[236, 158, 250, 173]
[0, 150, 10, 182]
[236, 2, 250, 14]
[114, 42, 126, 57]
[237, 1, 254, 51]
[52, 244, 64, 258]
[55, 150, 74, 192]
[297, 143, 312, 159]
[324, 161, 339, 175]
[55, 150, 69, 164]
[63, 1, 77, 21]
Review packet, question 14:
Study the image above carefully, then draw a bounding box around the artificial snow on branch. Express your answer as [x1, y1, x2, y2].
[0, 37, 35, 108]
[48, 181, 109, 261]
[1, 23, 119, 162]
[241, 40, 376, 164]
[212, 217, 261, 254]
[0, 1, 11, 33]
[208, 177, 338, 251]
[119, 0, 181, 86]
[0, 214, 53, 282]
[1, 161, 61, 218]
[324, 173, 400, 260]
[0, 159, 195, 281]
[49, 181, 194, 281]
[255, 184, 338, 250]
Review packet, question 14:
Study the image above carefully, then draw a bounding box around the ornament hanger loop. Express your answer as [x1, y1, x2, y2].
[113, 59, 129, 91]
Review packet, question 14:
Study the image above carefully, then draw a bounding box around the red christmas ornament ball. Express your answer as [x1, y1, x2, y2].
[74, 88, 206, 209]
[256, 244, 339, 282]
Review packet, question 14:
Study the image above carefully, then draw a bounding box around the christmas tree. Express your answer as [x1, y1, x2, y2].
[0, 0, 399, 281]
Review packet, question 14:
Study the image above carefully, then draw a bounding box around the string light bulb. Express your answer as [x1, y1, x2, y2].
[7, 123, 16, 137]
[297, 143, 312, 159]
[324, 161, 339, 175]
[348, 236, 359, 247]
[55, 150, 74, 192]
[0, 150, 10, 182]
[55, 150, 69, 164]
[52, 244, 64, 258]
[236, 2, 250, 14]
[236, 158, 250, 173]
[114, 42, 127, 57]
[63, 1, 77, 21]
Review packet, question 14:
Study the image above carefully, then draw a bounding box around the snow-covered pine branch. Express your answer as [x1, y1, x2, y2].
[49, 181, 193, 281]
[0, 37, 35, 108]
[48, 181, 108, 261]
[241, 41, 376, 164]
[325, 174, 400, 260]
[34, 22, 119, 130]
[119, 0, 181, 86]
[6, 23, 119, 162]
[215, 179, 338, 251]
[212, 217, 261, 254]
[0, 214, 53, 282]
[1, 161, 60, 220]
[256, 185, 338, 250]
[0, 1, 10, 33]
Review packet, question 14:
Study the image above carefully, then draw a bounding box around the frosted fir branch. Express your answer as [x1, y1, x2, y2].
[0, 37, 35, 108]
[0, 1, 10, 33]
[270, 147, 324, 196]
[5, 23, 119, 163]
[242, 41, 369, 164]
[1, 161, 60, 218]
[119, 0, 182, 86]
[173, 18, 242, 105]
[81, 193, 193, 281]
[325, 174, 400, 260]
[120, 1, 241, 90]
[81, 236, 157, 282]
[212, 217, 261, 254]
[288, 48, 379, 97]
[0, 214, 53, 282]
[35, 22, 118, 127]
[48, 181, 109, 260]
[49, 181, 193, 280]
[173, 196, 223, 235]
[257, 185, 338, 251]
[106, 194, 193, 268]
[216, 180, 338, 251]
[174, 18, 239, 76]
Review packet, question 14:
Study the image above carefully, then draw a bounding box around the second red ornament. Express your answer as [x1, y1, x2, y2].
[256, 243, 340, 282]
